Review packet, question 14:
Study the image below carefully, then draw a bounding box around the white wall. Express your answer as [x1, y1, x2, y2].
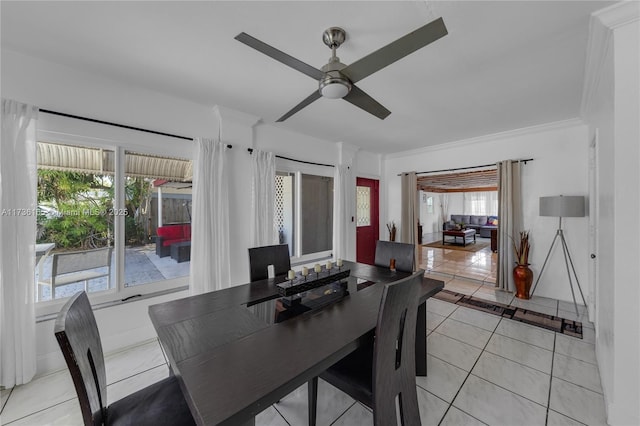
[384, 121, 590, 303]
[583, 5, 640, 424]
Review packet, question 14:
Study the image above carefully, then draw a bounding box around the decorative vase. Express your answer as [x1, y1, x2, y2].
[513, 264, 533, 300]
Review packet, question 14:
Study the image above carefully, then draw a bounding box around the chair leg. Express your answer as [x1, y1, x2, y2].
[308, 377, 318, 426]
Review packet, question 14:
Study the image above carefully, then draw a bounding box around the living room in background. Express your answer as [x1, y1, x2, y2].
[275, 159, 334, 262]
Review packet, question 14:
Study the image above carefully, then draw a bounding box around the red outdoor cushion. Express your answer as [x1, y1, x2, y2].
[183, 225, 191, 240]
[157, 225, 183, 240]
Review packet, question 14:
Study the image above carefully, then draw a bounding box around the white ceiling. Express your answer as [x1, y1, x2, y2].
[1, 1, 614, 154]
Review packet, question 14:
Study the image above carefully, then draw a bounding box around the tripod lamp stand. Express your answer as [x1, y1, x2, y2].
[530, 195, 586, 316]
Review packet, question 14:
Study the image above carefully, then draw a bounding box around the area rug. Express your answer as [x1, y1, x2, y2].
[423, 239, 490, 252]
[433, 289, 583, 338]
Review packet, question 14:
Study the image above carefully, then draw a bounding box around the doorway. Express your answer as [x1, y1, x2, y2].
[356, 177, 379, 265]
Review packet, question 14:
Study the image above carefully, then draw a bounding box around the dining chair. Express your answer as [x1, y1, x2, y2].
[374, 240, 415, 272]
[248, 244, 291, 281]
[54, 291, 195, 426]
[308, 270, 425, 426]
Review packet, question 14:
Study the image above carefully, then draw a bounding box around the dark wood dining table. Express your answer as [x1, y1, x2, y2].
[149, 261, 444, 426]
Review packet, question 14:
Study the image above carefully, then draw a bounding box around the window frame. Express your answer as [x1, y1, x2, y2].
[35, 123, 193, 317]
[275, 158, 334, 264]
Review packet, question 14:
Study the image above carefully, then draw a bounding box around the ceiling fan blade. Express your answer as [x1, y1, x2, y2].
[341, 17, 448, 83]
[235, 32, 324, 81]
[276, 91, 322, 122]
[343, 85, 391, 120]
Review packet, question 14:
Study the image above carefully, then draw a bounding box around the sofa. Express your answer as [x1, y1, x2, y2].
[156, 224, 191, 257]
[443, 215, 498, 238]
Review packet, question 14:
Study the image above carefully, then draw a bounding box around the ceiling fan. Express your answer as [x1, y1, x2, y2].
[235, 17, 447, 122]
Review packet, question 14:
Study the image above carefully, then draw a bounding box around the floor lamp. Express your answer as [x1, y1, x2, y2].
[530, 195, 587, 316]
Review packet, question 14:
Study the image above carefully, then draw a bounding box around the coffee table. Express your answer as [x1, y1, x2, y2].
[443, 229, 476, 247]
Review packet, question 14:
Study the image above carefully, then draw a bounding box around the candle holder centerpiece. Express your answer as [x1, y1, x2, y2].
[277, 265, 350, 297]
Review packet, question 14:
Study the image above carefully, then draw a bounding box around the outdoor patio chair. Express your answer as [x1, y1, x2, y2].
[308, 270, 424, 426]
[41, 247, 112, 299]
[55, 291, 195, 425]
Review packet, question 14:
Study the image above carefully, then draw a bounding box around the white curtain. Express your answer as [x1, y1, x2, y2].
[251, 150, 277, 246]
[189, 138, 230, 295]
[401, 172, 418, 244]
[1, 99, 38, 387]
[439, 193, 450, 225]
[496, 160, 523, 291]
[464, 191, 499, 216]
[332, 164, 352, 260]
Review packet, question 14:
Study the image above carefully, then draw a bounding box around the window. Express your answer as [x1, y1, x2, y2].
[35, 138, 192, 310]
[463, 191, 498, 216]
[275, 160, 333, 262]
[356, 186, 371, 227]
[426, 196, 434, 214]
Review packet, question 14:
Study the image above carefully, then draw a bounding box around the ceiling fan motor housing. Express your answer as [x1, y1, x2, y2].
[319, 39, 351, 99]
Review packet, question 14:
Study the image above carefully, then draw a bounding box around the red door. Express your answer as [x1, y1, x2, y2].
[356, 178, 379, 265]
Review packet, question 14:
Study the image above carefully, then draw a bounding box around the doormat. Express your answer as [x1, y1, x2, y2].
[423, 240, 490, 252]
[433, 289, 583, 338]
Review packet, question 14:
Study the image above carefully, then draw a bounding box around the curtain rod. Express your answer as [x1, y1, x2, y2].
[247, 148, 334, 168]
[398, 158, 534, 176]
[40, 109, 233, 148]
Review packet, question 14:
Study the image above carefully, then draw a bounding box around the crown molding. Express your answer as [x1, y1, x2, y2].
[384, 118, 585, 160]
[594, 1, 640, 29]
[580, 1, 640, 117]
[212, 105, 261, 128]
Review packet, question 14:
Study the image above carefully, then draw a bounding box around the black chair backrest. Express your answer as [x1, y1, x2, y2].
[374, 240, 415, 273]
[54, 291, 106, 426]
[373, 270, 423, 425]
[248, 244, 291, 282]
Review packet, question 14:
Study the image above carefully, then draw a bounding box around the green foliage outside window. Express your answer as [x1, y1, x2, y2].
[37, 170, 152, 249]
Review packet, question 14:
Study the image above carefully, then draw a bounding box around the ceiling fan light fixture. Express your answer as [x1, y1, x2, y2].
[319, 74, 351, 99]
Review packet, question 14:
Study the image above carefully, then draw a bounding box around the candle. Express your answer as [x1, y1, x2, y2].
[287, 270, 295, 280]
[302, 266, 309, 276]
[326, 261, 333, 270]
[314, 264, 322, 273]
[336, 258, 343, 267]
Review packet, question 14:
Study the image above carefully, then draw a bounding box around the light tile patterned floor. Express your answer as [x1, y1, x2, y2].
[0, 303, 605, 426]
[1, 236, 605, 425]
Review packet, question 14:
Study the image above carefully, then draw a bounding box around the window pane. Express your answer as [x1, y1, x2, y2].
[301, 174, 333, 255]
[35, 142, 115, 301]
[275, 173, 295, 253]
[125, 151, 191, 287]
[356, 186, 371, 227]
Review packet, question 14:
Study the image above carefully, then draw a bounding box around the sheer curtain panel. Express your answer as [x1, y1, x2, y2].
[496, 160, 523, 291]
[1, 99, 38, 387]
[251, 150, 277, 246]
[332, 164, 353, 260]
[189, 139, 230, 295]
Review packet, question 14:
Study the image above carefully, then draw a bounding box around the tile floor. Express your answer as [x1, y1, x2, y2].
[0, 302, 604, 426]
[2, 235, 604, 425]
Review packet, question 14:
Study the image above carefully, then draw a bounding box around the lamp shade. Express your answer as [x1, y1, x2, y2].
[539, 196, 585, 217]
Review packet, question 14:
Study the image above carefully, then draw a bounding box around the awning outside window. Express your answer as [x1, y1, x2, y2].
[37, 142, 192, 181]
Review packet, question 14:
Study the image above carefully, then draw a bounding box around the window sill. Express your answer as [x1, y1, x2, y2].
[36, 285, 188, 323]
